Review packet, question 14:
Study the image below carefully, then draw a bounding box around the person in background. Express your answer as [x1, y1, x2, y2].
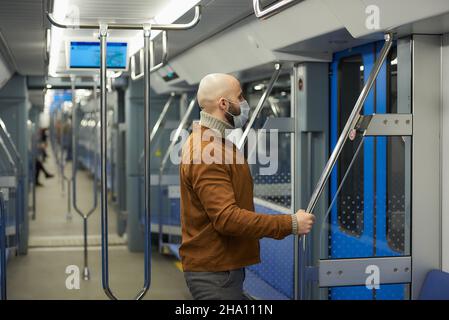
[35, 128, 53, 186]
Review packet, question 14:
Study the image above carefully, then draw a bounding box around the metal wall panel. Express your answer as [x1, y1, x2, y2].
[411, 34, 442, 298]
[442, 33, 449, 273]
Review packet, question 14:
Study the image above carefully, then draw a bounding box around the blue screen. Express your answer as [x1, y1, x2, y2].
[70, 41, 128, 69]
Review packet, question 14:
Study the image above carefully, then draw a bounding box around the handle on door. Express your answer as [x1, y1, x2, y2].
[295, 33, 394, 300]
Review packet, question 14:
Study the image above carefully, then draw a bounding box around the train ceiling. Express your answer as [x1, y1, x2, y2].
[0, 0, 254, 77]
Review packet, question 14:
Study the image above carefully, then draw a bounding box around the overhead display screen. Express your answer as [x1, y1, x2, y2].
[69, 41, 128, 69]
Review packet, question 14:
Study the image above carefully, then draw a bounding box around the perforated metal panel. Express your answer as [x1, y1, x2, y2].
[243, 75, 293, 299]
[245, 202, 293, 299]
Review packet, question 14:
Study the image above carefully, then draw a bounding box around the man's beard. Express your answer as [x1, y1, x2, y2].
[224, 101, 239, 127]
[224, 111, 234, 127]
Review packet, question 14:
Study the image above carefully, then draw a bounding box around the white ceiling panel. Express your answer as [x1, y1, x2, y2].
[0, 0, 46, 75]
[54, 0, 254, 75]
[63, 0, 168, 22]
[0, 0, 254, 77]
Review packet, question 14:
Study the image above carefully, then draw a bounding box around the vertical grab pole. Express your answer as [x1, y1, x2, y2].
[31, 130, 37, 220]
[134, 24, 152, 300]
[67, 170, 71, 220]
[296, 33, 393, 300]
[59, 111, 65, 193]
[93, 79, 99, 176]
[0, 191, 6, 300]
[71, 77, 98, 281]
[46, 4, 201, 301]
[98, 23, 118, 300]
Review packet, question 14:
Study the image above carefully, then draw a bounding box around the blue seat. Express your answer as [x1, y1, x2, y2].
[419, 270, 449, 300]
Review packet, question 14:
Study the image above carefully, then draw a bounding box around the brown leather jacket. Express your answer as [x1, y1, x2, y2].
[179, 124, 292, 272]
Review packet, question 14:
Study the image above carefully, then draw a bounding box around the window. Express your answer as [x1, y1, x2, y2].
[386, 47, 405, 253]
[244, 75, 292, 209]
[337, 55, 365, 237]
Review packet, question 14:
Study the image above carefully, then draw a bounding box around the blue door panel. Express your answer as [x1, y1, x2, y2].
[329, 41, 405, 300]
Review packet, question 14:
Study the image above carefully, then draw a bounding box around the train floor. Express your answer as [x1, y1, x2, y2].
[6, 150, 191, 300]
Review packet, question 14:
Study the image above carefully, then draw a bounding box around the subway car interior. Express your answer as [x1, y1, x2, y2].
[1, 0, 449, 301]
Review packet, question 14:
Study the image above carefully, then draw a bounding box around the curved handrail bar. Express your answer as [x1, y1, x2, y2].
[0, 119, 23, 174]
[296, 33, 394, 300]
[138, 92, 176, 166]
[253, 0, 298, 19]
[151, 92, 174, 143]
[0, 119, 25, 248]
[97, 26, 118, 300]
[71, 84, 98, 219]
[0, 136, 19, 262]
[236, 63, 282, 150]
[159, 98, 196, 175]
[71, 82, 98, 281]
[131, 30, 168, 80]
[267, 96, 280, 117]
[130, 49, 144, 81]
[46, 6, 201, 30]
[305, 33, 393, 217]
[0, 136, 17, 175]
[150, 31, 168, 73]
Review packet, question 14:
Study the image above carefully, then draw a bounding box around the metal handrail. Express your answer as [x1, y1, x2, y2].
[48, 5, 202, 300]
[253, 0, 298, 19]
[305, 33, 393, 216]
[130, 49, 144, 80]
[46, 6, 201, 30]
[0, 119, 24, 250]
[0, 136, 19, 280]
[71, 78, 98, 281]
[30, 124, 38, 220]
[132, 31, 169, 80]
[59, 111, 73, 221]
[0, 137, 16, 176]
[151, 93, 175, 143]
[159, 98, 196, 174]
[138, 93, 176, 165]
[296, 32, 394, 300]
[236, 63, 282, 150]
[0, 119, 23, 174]
[150, 31, 168, 73]
[267, 96, 280, 117]
[158, 97, 196, 252]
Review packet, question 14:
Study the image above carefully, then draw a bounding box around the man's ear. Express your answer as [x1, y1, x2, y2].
[218, 97, 227, 110]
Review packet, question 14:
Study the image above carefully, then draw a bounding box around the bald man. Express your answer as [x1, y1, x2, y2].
[179, 73, 315, 300]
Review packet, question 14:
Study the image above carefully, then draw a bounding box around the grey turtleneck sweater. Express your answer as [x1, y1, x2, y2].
[199, 110, 234, 137]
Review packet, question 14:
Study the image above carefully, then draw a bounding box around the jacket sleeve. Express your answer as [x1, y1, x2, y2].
[191, 162, 292, 239]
